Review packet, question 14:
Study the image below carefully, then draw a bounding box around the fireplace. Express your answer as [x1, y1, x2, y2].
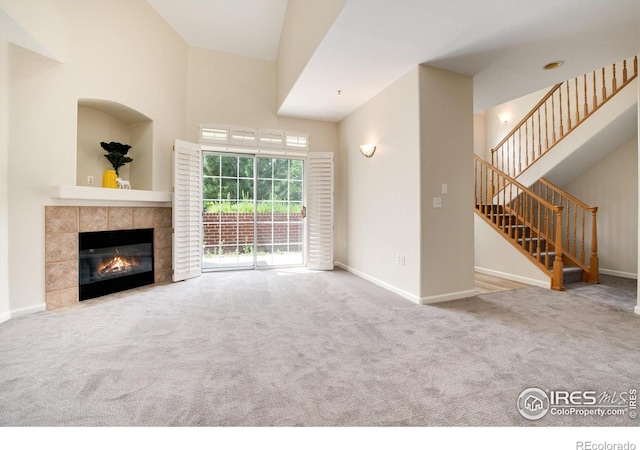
[79, 228, 154, 300]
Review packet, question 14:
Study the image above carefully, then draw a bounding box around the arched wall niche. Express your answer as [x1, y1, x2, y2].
[77, 99, 153, 190]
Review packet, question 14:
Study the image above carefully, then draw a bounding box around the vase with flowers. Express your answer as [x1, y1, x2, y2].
[100, 141, 133, 188]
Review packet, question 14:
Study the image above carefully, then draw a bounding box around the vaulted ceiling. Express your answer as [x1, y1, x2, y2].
[147, 0, 640, 122]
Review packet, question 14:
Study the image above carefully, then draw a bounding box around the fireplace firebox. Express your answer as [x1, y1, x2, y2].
[79, 228, 154, 300]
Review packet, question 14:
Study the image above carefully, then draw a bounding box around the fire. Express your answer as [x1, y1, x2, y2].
[97, 249, 138, 276]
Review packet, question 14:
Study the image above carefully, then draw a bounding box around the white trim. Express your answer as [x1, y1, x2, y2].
[474, 266, 550, 289]
[599, 268, 638, 279]
[49, 186, 171, 203]
[0, 311, 10, 324]
[335, 262, 420, 304]
[634, 305, 640, 316]
[419, 290, 476, 305]
[201, 144, 307, 158]
[10, 303, 46, 318]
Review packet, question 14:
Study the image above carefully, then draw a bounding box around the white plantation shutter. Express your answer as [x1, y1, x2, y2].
[258, 129, 284, 148]
[285, 132, 310, 150]
[199, 124, 229, 144]
[306, 152, 334, 270]
[229, 126, 258, 146]
[172, 139, 202, 282]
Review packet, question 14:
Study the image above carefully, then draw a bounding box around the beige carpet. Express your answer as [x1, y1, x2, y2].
[0, 268, 638, 426]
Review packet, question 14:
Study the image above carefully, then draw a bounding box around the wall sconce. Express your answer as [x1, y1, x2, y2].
[498, 113, 510, 124]
[360, 144, 376, 157]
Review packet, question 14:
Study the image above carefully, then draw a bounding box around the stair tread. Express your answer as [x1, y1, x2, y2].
[561, 266, 583, 273]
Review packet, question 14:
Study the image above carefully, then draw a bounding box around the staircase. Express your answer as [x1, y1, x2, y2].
[476, 55, 637, 290]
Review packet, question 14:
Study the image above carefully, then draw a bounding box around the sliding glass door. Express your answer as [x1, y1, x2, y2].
[255, 157, 304, 267]
[202, 152, 304, 270]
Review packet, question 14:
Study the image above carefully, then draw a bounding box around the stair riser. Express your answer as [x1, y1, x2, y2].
[518, 239, 547, 253]
[535, 253, 556, 269]
[478, 205, 505, 215]
[491, 215, 516, 227]
[503, 226, 530, 239]
[563, 269, 584, 284]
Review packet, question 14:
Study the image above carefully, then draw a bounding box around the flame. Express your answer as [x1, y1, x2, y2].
[97, 249, 139, 276]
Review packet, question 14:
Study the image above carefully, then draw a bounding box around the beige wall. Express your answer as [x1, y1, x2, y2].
[337, 67, 422, 300]
[0, 38, 10, 322]
[0, 0, 69, 62]
[276, 0, 345, 111]
[563, 137, 638, 277]
[474, 215, 550, 286]
[76, 107, 131, 187]
[479, 87, 548, 159]
[5, 0, 338, 318]
[5, 0, 187, 314]
[418, 65, 475, 302]
[186, 47, 337, 151]
[637, 78, 640, 315]
[337, 65, 475, 303]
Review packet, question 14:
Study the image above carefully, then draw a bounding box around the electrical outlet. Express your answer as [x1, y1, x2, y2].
[433, 197, 442, 208]
[87, 176, 94, 185]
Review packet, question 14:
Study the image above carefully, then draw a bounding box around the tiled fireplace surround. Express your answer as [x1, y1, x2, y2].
[45, 206, 172, 310]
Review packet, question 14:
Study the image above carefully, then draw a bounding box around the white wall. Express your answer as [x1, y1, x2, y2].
[6, 0, 188, 314]
[186, 47, 338, 151]
[563, 138, 638, 278]
[337, 67, 422, 300]
[418, 66, 475, 303]
[0, 38, 10, 323]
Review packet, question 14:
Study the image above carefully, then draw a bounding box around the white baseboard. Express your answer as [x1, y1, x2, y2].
[10, 303, 46, 319]
[635, 305, 640, 316]
[335, 262, 477, 305]
[420, 290, 476, 305]
[0, 311, 10, 325]
[599, 268, 638, 279]
[334, 262, 421, 304]
[474, 266, 549, 289]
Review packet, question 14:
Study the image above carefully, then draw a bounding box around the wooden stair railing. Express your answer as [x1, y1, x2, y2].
[475, 156, 565, 290]
[491, 55, 638, 180]
[534, 178, 599, 283]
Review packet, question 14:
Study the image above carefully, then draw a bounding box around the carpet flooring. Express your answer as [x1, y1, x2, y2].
[0, 269, 638, 426]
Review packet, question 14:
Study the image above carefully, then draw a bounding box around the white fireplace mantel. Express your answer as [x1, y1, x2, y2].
[49, 186, 172, 204]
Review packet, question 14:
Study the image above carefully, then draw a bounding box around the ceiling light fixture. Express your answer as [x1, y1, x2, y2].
[543, 61, 564, 70]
